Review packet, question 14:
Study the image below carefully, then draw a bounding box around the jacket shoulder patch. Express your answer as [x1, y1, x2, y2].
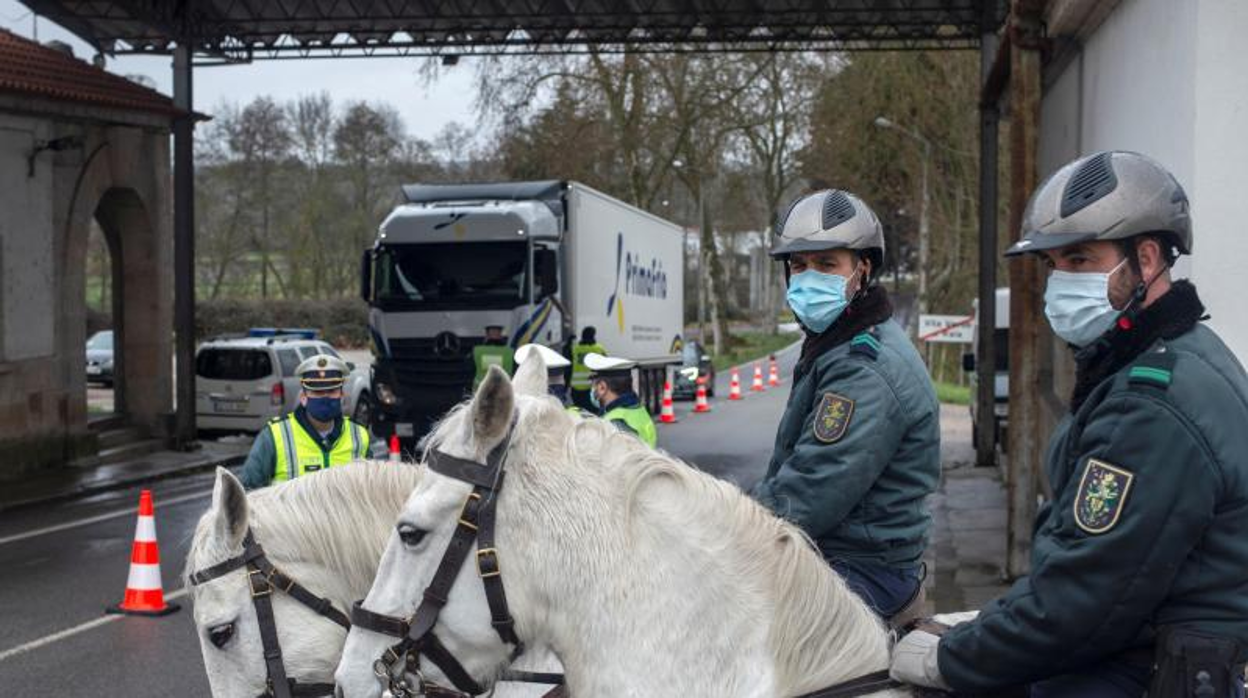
[1128, 351, 1176, 391]
[813, 392, 855, 443]
[1073, 458, 1134, 534]
[849, 331, 881, 360]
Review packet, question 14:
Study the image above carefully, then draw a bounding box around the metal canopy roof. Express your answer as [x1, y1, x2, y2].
[21, 1, 1004, 60]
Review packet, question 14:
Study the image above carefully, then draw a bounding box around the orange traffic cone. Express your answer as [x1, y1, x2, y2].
[768, 355, 781, 387]
[728, 367, 743, 401]
[659, 381, 678, 424]
[751, 363, 766, 392]
[389, 433, 402, 462]
[108, 490, 179, 616]
[694, 376, 712, 413]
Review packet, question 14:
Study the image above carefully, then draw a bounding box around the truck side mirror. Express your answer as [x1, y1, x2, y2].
[360, 249, 373, 303]
[535, 249, 559, 297]
[962, 352, 975, 372]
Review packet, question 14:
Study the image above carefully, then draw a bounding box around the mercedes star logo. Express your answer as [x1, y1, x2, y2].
[434, 331, 461, 357]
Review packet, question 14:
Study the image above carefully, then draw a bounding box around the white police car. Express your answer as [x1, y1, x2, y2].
[195, 329, 372, 434]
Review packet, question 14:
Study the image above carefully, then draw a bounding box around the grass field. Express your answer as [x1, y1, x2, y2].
[934, 380, 971, 405]
[712, 331, 802, 372]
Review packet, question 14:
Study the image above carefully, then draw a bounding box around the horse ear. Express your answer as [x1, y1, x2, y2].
[512, 354, 549, 398]
[471, 365, 515, 449]
[210, 467, 249, 548]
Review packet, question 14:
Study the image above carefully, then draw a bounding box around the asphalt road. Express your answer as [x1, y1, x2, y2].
[0, 343, 800, 697]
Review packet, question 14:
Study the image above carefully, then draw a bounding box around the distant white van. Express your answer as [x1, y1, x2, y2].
[963, 288, 1009, 449]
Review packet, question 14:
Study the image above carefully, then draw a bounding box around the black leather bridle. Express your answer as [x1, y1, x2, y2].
[350, 424, 563, 698]
[189, 529, 351, 698]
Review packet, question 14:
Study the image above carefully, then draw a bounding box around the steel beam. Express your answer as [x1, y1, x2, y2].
[172, 44, 196, 447]
[975, 24, 999, 469]
[1004, 1, 1044, 578]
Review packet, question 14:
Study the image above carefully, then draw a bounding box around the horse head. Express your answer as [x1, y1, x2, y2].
[188, 465, 395, 697]
[335, 361, 557, 698]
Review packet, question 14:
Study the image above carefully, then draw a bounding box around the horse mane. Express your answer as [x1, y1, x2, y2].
[185, 460, 422, 595]
[426, 394, 891, 694]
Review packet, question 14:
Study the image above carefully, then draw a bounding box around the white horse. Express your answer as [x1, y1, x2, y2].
[334, 361, 911, 698]
[186, 460, 558, 698]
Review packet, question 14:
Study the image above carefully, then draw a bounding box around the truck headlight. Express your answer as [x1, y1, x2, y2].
[376, 382, 397, 406]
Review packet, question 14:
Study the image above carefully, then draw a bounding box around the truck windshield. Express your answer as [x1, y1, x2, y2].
[374, 242, 528, 310]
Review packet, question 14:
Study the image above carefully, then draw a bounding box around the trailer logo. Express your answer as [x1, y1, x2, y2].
[606, 232, 669, 334]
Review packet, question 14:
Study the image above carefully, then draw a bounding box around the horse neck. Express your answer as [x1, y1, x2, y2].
[501, 439, 892, 696]
[247, 466, 413, 609]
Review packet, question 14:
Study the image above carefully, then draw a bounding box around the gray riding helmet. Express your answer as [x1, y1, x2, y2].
[770, 189, 885, 275]
[1005, 150, 1192, 257]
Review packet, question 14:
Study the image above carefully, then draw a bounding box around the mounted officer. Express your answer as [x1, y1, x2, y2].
[891, 151, 1248, 697]
[239, 354, 371, 489]
[585, 352, 657, 448]
[749, 189, 940, 622]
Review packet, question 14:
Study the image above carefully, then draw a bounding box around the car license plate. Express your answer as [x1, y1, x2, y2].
[395, 423, 414, 437]
[213, 399, 246, 414]
[87, 365, 101, 375]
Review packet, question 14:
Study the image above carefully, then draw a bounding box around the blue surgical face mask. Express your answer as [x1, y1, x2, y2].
[305, 395, 343, 422]
[589, 384, 602, 412]
[1044, 259, 1128, 348]
[786, 268, 858, 334]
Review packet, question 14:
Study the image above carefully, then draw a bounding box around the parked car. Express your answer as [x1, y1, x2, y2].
[672, 340, 716, 399]
[85, 330, 114, 386]
[195, 329, 373, 435]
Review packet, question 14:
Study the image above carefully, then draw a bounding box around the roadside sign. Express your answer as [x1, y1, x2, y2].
[919, 314, 975, 343]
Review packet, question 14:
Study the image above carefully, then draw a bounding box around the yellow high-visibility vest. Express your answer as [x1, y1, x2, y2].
[570, 342, 606, 390]
[270, 414, 370, 482]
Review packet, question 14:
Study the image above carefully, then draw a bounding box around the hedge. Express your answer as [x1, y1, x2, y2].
[196, 298, 370, 348]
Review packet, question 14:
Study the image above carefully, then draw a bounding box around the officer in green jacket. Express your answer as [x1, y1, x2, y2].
[472, 325, 515, 389]
[891, 151, 1248, 697]
[584, 352, 657, 448]
[749, 189, 941, 621]
[239, 354, 371, 489]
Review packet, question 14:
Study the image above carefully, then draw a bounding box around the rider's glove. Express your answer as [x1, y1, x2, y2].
[889, 629, 950, 690]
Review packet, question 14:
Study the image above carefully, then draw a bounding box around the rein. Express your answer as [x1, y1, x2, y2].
[351, 422, 565, 698]
[189, 529, 349, 698]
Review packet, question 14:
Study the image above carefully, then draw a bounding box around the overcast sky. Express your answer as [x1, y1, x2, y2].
[0, 0, 477, 141]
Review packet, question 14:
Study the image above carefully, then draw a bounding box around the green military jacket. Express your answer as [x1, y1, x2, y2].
[751, 315, 940, 568]
[939, 285, 1248, 692]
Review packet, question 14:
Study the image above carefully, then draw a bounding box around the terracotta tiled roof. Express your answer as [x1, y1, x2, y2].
[0, 28, 179, 117]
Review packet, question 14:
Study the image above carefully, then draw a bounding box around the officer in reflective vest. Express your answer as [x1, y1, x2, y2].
[515, 343, 575, 407]
[585, 352, 657, 448]
[473, 325, 515, 389]
[570, 326, 606, 411]
[239, 354, 371, 489]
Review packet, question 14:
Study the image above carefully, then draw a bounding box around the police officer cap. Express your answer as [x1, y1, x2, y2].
[1006, 150, 1192, 257]
[296, 354, 349, 391]
[584, 352, 636, 379]
[514, 343, 570, 373]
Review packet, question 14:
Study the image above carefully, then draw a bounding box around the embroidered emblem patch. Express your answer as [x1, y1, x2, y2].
[813, 392, 855, 443]
[1073, 459, 1134, 534]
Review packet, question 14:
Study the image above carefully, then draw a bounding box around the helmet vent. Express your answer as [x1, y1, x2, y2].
[1061, 152, 1118, 217]
[822, 190, 856, 229]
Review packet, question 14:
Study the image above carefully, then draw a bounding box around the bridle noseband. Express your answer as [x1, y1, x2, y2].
[189, 529, 350, 698]
[350, 424, 563, 698]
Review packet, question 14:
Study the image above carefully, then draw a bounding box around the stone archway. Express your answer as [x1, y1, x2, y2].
[90, 186, 168, 435]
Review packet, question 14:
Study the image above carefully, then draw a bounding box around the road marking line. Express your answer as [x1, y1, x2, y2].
[0, 491, 211, 546]
[0, 587, 190, 663]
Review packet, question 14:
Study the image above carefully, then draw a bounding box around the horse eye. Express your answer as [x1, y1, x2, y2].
[208, 622, 235, 649]
[397, 523, 426, 548]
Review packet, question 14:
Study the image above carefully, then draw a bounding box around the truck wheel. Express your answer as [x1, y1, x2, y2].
[353, 392, 375, 429]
